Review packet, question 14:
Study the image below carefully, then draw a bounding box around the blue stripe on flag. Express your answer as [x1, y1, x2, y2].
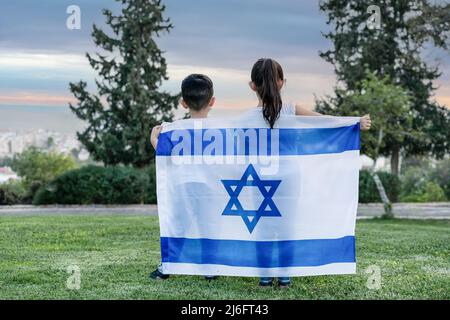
[156, 124, 360, 156]
[161, 236, 355, 268]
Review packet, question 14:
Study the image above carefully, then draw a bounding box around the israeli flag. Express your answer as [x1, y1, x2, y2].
[156, 114, 360, 277]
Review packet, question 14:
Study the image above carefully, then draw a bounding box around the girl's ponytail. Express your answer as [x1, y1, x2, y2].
[251, 58, 284, 128]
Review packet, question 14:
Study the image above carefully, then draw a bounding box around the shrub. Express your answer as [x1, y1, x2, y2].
[400, 181, 447, 202]
[11, 147, 77, 200]
[33, 164, 157, 205]
[0, 180, 26, 205]
[399, 163, 449, 202]
[359, 170, 400, 203]
[0, 156, 13, 167]
[429, 158, 450, 200]
[144, 164, 157, 204]
[37, 166, 402, 205]
[399, 166, 427, 200]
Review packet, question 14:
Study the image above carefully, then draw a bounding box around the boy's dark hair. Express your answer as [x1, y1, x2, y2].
[181, 74, 214, 111]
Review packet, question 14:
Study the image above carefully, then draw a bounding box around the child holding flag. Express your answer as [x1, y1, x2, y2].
[149, 73, 217, 281]
[246, 58, 371, 287]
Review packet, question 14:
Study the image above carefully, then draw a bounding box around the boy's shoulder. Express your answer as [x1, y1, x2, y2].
[161, 118, 196, 128]
[160, 118, 198, 133]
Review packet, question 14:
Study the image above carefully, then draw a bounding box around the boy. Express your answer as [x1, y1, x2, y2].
[150, 73, 215, 150]
[149, 73, 216, 280]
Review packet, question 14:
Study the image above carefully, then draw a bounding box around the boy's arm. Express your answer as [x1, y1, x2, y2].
[151, 125, 163, 150]
[295, 104, 372, 131]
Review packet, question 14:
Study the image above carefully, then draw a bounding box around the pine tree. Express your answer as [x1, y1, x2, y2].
[317, 0, 450, 175]
[69, 0, 179, 168]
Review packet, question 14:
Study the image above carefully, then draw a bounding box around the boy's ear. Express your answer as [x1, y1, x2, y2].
[180, 99, 189, 110]
[208, 96, 216, 107]
[249, 81, 257, 92]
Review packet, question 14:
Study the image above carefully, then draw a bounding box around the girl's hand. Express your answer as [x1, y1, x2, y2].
[360, 114, 372, 131]
[151, 124, 163, 150]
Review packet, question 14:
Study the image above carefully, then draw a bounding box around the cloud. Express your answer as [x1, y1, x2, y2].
[0, 91, 76, 106]
[0, 52, 95, 100]
[0, 52, 87, 69]
[0, 1, 335, 108]
[0, 0, 117, 53]
[0, 0, 330, 69]
[158, 0, 330, 71]
[0, 0, 448, 110]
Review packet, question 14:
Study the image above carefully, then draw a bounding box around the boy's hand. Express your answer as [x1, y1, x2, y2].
[360, 114, 372, 131]
[151, 124, 163, 150]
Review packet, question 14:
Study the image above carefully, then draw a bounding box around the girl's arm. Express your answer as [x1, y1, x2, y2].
[295, 104, 322, 116]
[295, 104, 372, 131]
[360, 114, 371, 131]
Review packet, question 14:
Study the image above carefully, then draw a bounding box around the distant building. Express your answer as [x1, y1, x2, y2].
[360, 155, 390, 171]
[0, 129, 88, 160]
[0, 167, 18, 183]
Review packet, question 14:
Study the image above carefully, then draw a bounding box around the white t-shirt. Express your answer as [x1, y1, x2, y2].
[241, 103, 296, 118]
[278, 103, 296, 115]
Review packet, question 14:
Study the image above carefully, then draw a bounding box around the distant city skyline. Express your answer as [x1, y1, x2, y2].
[1, 0, 449, 127]
[0, 128, 88, 159]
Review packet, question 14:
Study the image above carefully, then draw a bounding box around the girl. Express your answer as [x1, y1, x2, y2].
[249, 58, 372, 127]
[248, 58, 371, 288]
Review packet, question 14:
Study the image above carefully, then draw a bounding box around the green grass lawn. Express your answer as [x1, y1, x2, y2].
[0, 215, 448, 299]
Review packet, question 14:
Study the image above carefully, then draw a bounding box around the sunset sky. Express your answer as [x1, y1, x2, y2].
[1, 0, 449, 117]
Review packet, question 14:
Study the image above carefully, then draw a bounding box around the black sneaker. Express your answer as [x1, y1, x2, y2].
[278, 278, 291, 288]
[259, 278, 273, 287]
[149, 268, 169, 280]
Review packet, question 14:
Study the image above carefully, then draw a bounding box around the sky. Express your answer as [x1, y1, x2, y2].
[0, 0, 449, 124]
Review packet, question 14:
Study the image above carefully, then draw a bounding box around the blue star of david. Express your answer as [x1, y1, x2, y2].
[221, 164, 282, 233]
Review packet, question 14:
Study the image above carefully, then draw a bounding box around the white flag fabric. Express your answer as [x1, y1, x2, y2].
[156, 114, 360, 277]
